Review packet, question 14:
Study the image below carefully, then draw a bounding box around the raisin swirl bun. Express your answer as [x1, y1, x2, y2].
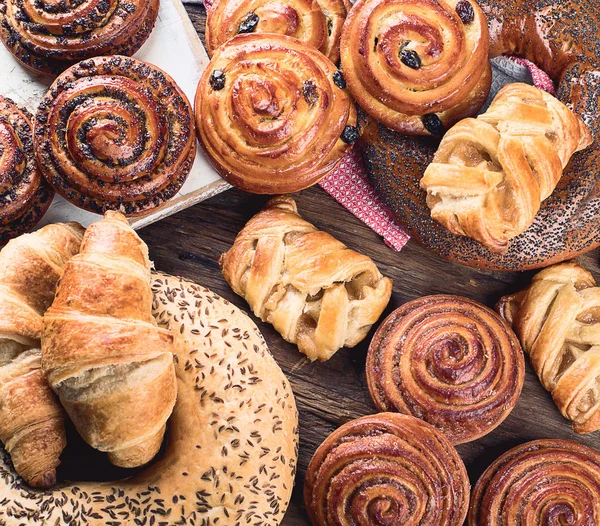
[206, 0, 350, 63]
[304, 413, 470, 526]
[0, 97, 53, 243]
[470, 439, 600, 525]
[195, 33, 357, 194]
[340, 0, 491, 135]
[34, 56, 196, 215]
[0, 0, 158, 75]
[366, 295, 525, 444]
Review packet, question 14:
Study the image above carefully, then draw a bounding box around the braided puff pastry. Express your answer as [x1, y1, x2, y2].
[35, 56, 196, 215]
[206, 0, 350, 63]
[497, 261, 600, 434]
[340, 0, 491, 135]
[305, 413, 470, 526]
[0, 222, 83, 488]
[220, 195, 392, 361]
[195, 34, 357, 194]
[0, 0, 158, 74]
[421, 83, 592, 253]
[0, 97, 53, 243]
[42, 211, 177, 468]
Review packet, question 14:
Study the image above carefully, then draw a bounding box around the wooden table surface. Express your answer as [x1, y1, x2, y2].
[140, 5, 600, 524]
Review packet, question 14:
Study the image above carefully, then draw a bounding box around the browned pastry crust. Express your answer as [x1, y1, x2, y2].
[0, 273, 298, 525]
[34, 56, 196, 216]
[195, 33, 357, 194]
[340, 0, 491, 135]
[421, 83, 592, 254]
[206, 0, 350, 63]
[469, 439, 600, 525]
[304, 413, 470, 526]
[0, 97, 53, 244]
[497, 260, 600, 434]
[367, 295, 524, 444]
[42, 212, 177, 468]
[220, 195, 392, 361]
[0, 0, 158, 75]
[0, 222, 83, 488]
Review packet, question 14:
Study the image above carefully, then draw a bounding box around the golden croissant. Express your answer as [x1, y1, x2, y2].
[0, 223, 83, 487]
[220, 195, 393, 361]
[421, 83, 592, 253]
[42, 212, 177, 468]
[497, 261, 600, 433]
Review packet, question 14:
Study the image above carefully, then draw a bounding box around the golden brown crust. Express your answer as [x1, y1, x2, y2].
[0, 223, 82, 488]
[220, 195, 392, 361]
[421, 83, 593, 253]
[206, 0, 350, 63]
[34, 56, 196, 215]
[304, 413, 470, 526]
[340, 0, 491, 135]
[0, 0, 159, 75]
[42, 211, 177, 467]
[195, 33, 357, 194]
[0, 97, 54, 243]
[469, 439, 600, 525]
[366, 295, 525, 444]
[0, 273, 298, 524]
[497, 260, 600, 434]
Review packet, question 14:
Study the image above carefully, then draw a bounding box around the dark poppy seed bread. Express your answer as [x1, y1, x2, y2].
[0, 273, 299, 525]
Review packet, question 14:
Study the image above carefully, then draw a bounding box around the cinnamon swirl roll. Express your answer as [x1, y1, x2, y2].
[340, 0, 491, 135]
[195, 33, 357, 194]
[304, 413, 470, 526]
[0, 0, 158, 74]
[366, 295, 524, 444]
[34, 56, 196, 215]
[470, 439, 600, 525]
[0, 97, 53, 243]
[206, 0, 350, 63]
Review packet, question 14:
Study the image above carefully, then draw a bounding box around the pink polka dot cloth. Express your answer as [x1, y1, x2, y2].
[198, 0, 555, 250]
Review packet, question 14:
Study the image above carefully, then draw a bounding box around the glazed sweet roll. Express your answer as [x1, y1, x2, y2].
[34, 56, 196, 215]
[195, 33, 357, 193]
[0, 97, 54, 243]
[0, 0, 158, 74]
[367, 295, 524, 444]
[340, 0, 491, 135]
[305, 413, 470, 526]
[206, 0, 350, 63]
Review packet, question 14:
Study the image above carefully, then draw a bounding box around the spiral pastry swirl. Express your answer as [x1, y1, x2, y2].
[0, 0, 158, 74]
[304, 413, 470, 526]
[470, 439, 600, 525]
[34, 56, 196, 215]
[206, 0, 350, 63]
[0, 96, 53, 243]
[367, 295, 524, 444]
[195, 33, 357, 194]
[340, 0, 491, 135]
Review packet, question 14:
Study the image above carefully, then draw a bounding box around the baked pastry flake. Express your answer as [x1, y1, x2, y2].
[220, 195, 392, 361]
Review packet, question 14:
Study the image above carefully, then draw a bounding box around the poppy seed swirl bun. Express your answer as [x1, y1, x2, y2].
[0, 273, 299, 525]
[195, 33, 358, 194]
[0, 96, 53, 243]
[0, 0, 158, 75]
[34, 56, 196, 216]
[366, 295, 525, 444]
[305, 413, 470, 526]
[340, 0, 491, 135]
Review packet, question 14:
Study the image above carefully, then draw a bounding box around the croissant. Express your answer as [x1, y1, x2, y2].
[220, 195, 393, 361]
[42, 211, 177, 467]
[0, 223, 84, 488]
[421, 83, 593, 253]
[497, 260, 600, 433]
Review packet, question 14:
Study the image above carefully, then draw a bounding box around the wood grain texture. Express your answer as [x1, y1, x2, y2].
[138, 6, 600, 524]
